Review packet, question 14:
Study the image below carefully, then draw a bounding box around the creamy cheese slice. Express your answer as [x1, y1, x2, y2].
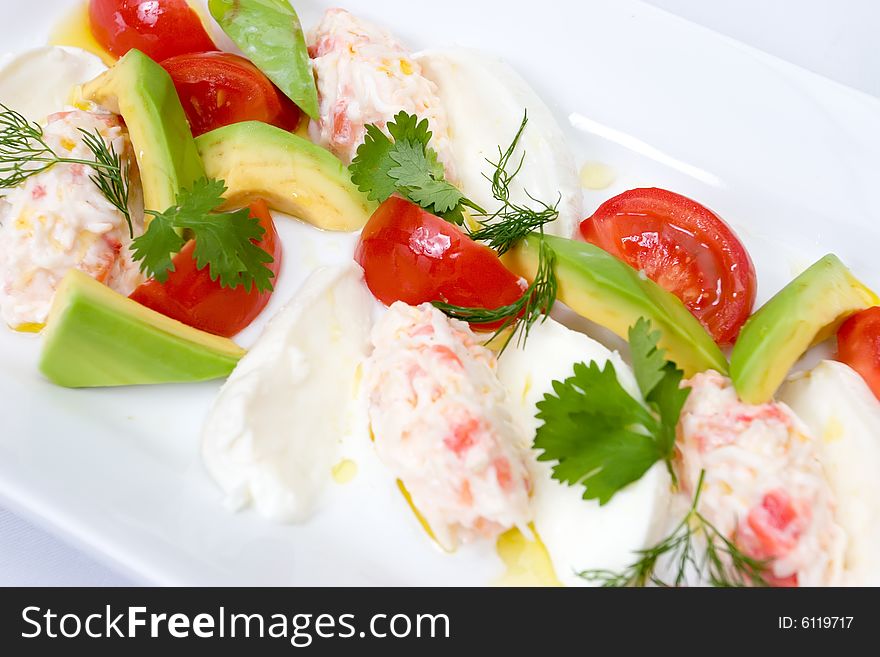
[497, 318, 671, 586]
[202, 265, 374, 523]
[416, 49, 582, 239]
[779, 360, 880, 586]
[0, 46, 106, 121]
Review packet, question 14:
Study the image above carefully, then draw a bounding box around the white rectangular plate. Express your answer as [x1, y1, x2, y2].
[1, 0, 878, 585]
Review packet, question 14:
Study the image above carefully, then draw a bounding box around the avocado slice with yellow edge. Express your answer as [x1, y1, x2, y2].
[730, 254, 878, 404]
[505, 234, 728, 377]
[39, 270, 244, 388]
[195, 121, 377, 232]
[81, 49, 205, 212]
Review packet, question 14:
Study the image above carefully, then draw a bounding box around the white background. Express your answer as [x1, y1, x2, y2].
[649, 0, 879, 98]
[1, 0, 878, 586]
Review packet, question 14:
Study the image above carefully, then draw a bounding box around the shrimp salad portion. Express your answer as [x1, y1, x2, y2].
[676, 372, 845, 586]
[308, 8, 456, 176]
[365, 302, 532, 550]
[0, 110, 142, 329]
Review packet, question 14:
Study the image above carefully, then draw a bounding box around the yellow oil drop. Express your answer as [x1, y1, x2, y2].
[14, 322, 45, 333]
[13, 215, 32, 231]
[579, 162, 616, 190]
[823, 416, 844, 444]
[462, 207, 479, 233]
[494, 525, 561, 587]
[396, 480, 559, 582]
[49, 2, 117, 67]
[73, 99, 96, 112]
[351, 363, 363, 400]
[397, 479, 450, 551]
[521, 374, 533, 405]
[331, 459, 358, 484]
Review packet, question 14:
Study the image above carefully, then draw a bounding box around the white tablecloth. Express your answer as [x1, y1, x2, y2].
[2, 0, 878, 586]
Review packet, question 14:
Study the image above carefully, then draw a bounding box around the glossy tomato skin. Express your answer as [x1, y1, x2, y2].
[130, 200, 282, 337]
[355, 197, 524, 325]
[580, 188, 757, 345]
[837, 307, 880, 399]
[89, 0, 216, 61]
[161, 52, 302, 137]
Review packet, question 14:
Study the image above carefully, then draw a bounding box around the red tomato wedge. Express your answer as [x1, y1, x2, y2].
[130, 200, 282, 337]
[355, 197, 524, 328]
[580, 188, 757, 345]
[837, 306, 880, 399]
[161, 52, 302, 137]
[89, 0, 216, 62]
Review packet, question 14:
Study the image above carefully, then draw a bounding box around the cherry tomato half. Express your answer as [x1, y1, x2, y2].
[355, 197, 524, 328]
[161, 52, 302, 137]
[837, 306, 880, 399]
[130, 200, 282, 337]
[89, 0, 216, 61]
[580, 188, 757, 345]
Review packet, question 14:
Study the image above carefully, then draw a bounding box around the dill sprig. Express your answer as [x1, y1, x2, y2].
[0, 104, 133, 236]
[79, 128, 133, 237]
[434, 234, 557, 352]
[579, 471, 770, 587]
[468, 110, 561, 254]
[469, 191, 559, 255]
[0, 104, 63, 187]
[433, 110, 561, 350]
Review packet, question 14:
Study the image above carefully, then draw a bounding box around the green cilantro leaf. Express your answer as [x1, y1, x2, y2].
[388, 140, 464, 213]
[629, 317, 668, 399]
[349, 124, 398, 203]
[133, 178, 275, 293]
[348, 111, 479, 224]
[386, 109, 434, 146]
[173, 177, 228, 217]
[173, 208, 272, 293]
[535, 361, 664, 505]
[629, 318, 690, 462]
[534, 319, 691, 505]
[130, 216, 185, 284]
[439, 205, 467, 226]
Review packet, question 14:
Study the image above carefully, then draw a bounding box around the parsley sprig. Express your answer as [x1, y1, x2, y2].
[533, 318, 689, 505]
[579, 471, 770, 587]
[349, 111, 483, 224]
[0, 104, 133, 235]
[132, 179, 275, 293]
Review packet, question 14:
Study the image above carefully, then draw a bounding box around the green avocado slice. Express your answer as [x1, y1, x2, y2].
[39, 270, 244, 388]
[195, 121, 377, 232]
[81, 49, 205, 212]
[730, 254, 878, 404]
[208, 0, 319, 120]
[505, 234, 728, 377]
